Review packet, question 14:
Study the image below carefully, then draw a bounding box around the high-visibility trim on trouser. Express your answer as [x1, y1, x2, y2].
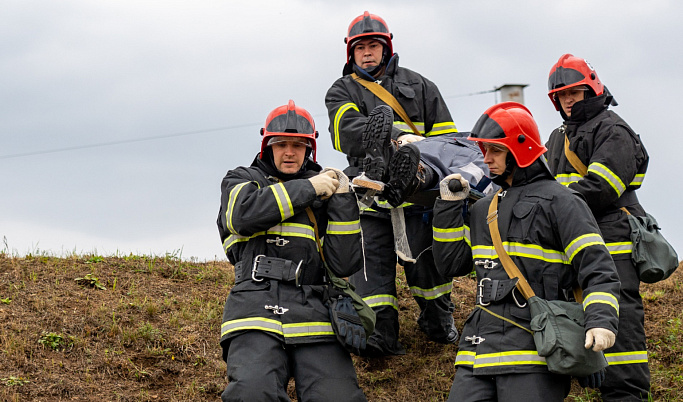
[455, 350, 547, 368]
[410, 282, 453, 300]
[363, 294, 399, 311]
[604, 351, 648, 365]
[221, 317, 334, 338]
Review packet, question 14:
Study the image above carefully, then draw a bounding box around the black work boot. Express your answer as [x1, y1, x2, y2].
[384, 143, 424, 207]
[362, 105, 396, 182]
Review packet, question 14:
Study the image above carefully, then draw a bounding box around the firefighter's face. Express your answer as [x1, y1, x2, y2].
[482, 143, 509, 177]
[353, 38, 384, 70]
[271, 141, 307, 174]
[556, 86, 587, 117]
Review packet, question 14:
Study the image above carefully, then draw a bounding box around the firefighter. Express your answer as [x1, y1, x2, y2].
[216, 100, 367, 401]
[545, 54, 651, 401]
[324, 11, 463, 357]
[432, 102, 620, 401]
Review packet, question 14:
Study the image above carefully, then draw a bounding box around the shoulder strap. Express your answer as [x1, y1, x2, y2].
[305, 207, 337, 279]
[564, 134, 588, 176]
[351, 73, 421, 137]
[487, 190, 536, 300]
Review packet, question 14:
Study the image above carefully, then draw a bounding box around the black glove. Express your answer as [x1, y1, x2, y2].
[327, 291, 366, 355]
[577, 368, 606, 388]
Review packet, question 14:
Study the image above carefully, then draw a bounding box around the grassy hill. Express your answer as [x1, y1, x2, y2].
[1, 252, 681, 401]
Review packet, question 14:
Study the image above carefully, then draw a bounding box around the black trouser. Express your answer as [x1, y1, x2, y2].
[222, 331, 366, 402]
[349, 211, 455, 354]
[448, 366, 571, 402]
[600, 258, 651, 401]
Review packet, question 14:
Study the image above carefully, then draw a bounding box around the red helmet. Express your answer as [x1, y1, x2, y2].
[468, 102, 546, 168]
[547, 54, 604, 110]
[260, 100, 318, 161]
[344, 11, 393, 65]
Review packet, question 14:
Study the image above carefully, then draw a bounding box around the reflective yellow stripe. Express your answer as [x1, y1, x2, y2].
[226, 182, 251, 234]
[564, 233, 605, 262]
[393, 121, 425, 135]
[410, 282, 452, 300]
[427, 121, 458, 136]
[433, 226, 466, 242]
[554, 173, 582, 186]
[270, 183, 294, 221]
[606, 241, 632, 255]
[630, 173, 645, 186]
[363, 294, 398, 311]
[583, 291, 619, 315]
[472, 243, 568, 265]
[604, 351, 648, 365]
[327, 219, 361, 235]
[333, 103, 359, 151]
[588, 162, 626, 196]
[455, 350, 547, 368]
[223, 223, 315, 254]
[221, 317, 333, 338]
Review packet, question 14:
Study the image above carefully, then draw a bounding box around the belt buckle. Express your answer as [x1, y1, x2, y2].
[252, 255, 265, 282]
[477, 277, 491, 306]
[294, 260, 303, 287]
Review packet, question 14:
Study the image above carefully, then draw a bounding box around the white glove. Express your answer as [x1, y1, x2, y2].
[397, 134, 424, 145]
[321, 167, 350, 193]
[585, 327, 616, 352]
[439, 173, 470, 201]
[308, 170, 339, 199]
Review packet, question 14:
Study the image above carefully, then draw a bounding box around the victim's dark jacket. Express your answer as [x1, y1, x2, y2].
[432, 159, 620, 375]
[216, 155, 362, 358]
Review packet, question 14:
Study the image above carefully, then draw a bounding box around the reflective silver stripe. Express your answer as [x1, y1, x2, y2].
[606, 241, 632, 255]
[333, 103, 359, 151]
[564, 233, 605, 262]
[583, 292, 619, 315]
[433, 226, 466, 242]
[223, 233, 252, 252]
[222, 317, 283, 337]
[226, 182, 251, 234]
[221, 318, 334, 338]
[427, 121, 458, 136]
[464, 351, 547, 368]
[270, 183, 294, 221]
[604, 351, 648, 365]
[410, 282, 452, 300]
[393, 121, 425, 135]
[363, 294, 398, 311]
[268, 223, 315, 241]
[554, 173, 581, 186]
[588, 162, 626, 196]
[283, 322, 334, 337]
[455, 351, 476, 366]
[630, 173, 645, 186]
[327, 219, 361, 235]
[472, 243, 569, 264]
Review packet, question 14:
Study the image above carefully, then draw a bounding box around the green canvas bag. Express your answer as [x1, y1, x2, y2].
[623, 210, 679, 283]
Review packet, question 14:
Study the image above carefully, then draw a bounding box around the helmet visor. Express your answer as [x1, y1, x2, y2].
[266, 136, 312, 148]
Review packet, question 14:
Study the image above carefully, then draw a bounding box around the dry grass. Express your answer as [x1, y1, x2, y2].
[0, 253, 681, 401]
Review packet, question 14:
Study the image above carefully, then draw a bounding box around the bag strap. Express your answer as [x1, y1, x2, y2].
[305, 207, 338, 280]
[351, 73, 422, 137]
[564, 133, 588, 176]
[487, 190, 536, 300]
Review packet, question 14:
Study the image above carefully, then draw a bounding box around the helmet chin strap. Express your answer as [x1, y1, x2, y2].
[491, 153, 517, 187]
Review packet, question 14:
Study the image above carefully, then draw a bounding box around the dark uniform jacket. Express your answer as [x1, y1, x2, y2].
[325, 55, 458, 178]
[545, 94, 649, 262]
[432, 159, 620, 375]
[217, 155, 362, 357]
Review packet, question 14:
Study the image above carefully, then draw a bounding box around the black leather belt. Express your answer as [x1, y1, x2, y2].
[234, 255, 325, 286]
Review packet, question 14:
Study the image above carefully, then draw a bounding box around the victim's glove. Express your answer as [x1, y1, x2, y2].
[577, 368, 606, 388]
[397, 134, 424, 145]
[327, 293, 366, 355]
[308, 170, 339, 199]
[321, 167, 350, 193]
[439, 173, 470, 201]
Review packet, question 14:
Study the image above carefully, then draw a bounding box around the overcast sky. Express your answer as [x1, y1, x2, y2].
[2, 0, 681, 262]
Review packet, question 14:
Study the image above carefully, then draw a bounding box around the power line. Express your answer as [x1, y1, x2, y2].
[1, 88, 497, 161]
